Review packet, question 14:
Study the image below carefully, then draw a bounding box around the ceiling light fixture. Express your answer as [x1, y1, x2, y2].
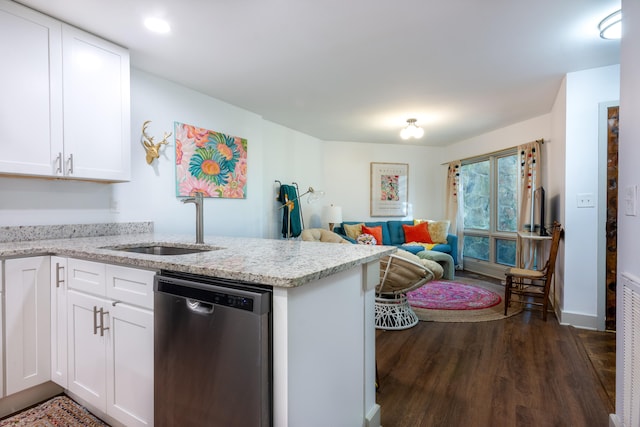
[144, 17, 171, 34]
[598, 9, 621, 40]
[400, 118, 424, 140]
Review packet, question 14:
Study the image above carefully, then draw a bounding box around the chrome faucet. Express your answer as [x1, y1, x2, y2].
[182, 192, 204, 244]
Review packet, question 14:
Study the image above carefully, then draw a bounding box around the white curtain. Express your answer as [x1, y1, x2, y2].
[518, 140, 542, 267]
[446, 161, 463, 267]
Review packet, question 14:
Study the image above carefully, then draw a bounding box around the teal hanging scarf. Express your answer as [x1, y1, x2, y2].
[278, 185, 302, 238]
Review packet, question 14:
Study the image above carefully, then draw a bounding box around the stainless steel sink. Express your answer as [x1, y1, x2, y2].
[102, 244, 221, 256]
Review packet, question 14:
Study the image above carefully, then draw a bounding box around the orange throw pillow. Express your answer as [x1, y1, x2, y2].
[402, 222, 433, 244]
[361, 225, 383, 245]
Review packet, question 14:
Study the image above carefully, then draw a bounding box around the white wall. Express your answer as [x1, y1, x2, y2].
[561, 64, 620, 328]
[0, 69, 326, 240]
[322, 141, 446, 222]
[443, 114, 552, 166]
[615, 0, 640, 421]
[114, 69, 267, 238]
[0, 177, 116, 226]
[261, 120, 325, 239]
[548, 76, 567, 316]
[619, 0, 640, 278]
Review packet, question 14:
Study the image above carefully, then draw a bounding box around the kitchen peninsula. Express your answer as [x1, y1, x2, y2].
[0, 223, 393, 427]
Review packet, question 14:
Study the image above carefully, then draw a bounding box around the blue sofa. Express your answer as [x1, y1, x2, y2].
[334, 220, 458, 265]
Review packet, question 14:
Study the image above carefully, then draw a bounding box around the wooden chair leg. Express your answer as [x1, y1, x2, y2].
[542, 279, 550, 321]
[504, 275, 512, 315]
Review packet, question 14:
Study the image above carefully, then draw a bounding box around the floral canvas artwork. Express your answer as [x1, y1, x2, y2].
[380, 175, 400, 201]
[175, 121, 247, 198]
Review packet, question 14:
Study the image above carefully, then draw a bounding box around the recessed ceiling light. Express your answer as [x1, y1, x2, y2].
[144, 17, 171, 34]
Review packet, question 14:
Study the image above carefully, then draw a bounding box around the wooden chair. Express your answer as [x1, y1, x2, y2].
[375, 254, 437, 330]
[504, 221, 563, 320]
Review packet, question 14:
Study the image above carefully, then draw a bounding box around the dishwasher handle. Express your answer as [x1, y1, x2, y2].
[186, 298, 215, 314]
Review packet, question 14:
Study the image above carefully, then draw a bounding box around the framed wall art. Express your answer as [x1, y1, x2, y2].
[370, 162, 408, 217]
[175, 121, 248, 199]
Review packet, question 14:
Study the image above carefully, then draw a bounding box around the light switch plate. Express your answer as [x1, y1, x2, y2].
[577, 193, 595, 208]
[624, 185, 637, 216]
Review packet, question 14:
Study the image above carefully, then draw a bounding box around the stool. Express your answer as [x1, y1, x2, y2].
[416, 251, 455, 280]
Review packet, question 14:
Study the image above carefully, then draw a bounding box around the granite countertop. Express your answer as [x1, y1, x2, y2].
[0, 232, 395, 288]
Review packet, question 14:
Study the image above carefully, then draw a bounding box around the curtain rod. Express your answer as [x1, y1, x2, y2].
[440, 138, 545, 166]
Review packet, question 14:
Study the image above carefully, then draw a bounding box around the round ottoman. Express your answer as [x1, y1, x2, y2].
[416, 250, 455, 280]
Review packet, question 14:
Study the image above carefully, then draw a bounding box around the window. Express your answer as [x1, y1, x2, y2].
[461, 150, 518, 273]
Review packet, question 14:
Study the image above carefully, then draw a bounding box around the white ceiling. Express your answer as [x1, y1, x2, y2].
[16, 0, 621, 146]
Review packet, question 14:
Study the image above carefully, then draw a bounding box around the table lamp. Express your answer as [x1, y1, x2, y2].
[323, 205, 343, 232]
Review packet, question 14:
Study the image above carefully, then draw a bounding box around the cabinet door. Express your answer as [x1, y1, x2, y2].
[0, 0, 63, 177]
[62, 24, 130, 182]
[5, 256, 51, 395]
[0, 262, 4, 399]
[50, 256, 67, 388]
[107, 303, 154, 427]
[67, 289, 109, 412]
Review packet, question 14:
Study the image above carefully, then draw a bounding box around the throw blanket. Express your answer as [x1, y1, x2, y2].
[406, 241, 438, 251]
[278, 185, 302, 238]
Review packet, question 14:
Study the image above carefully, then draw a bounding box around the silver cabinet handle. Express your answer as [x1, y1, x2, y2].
[99, 307, 110, 336]
[66, 153, 74, 175]
[55, 263, 64, 288]
[93, 306, 110, 336]
[55, 152, 63, 174]
[93, 306, 99, 335]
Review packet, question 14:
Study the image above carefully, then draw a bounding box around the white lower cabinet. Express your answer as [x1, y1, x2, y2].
[4, 256, 51, 395]
[67, 289, 109, 409]
[66, 258, 155, 427]
[0, 256, 154, 425]
[0, 261, 4, 399]
[106, 301, 154, 426]
[51, 256, 67, 388]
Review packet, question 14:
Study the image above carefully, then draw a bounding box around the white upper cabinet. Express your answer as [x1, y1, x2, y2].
[0, 0, 63, 176]
[62, 25, 130, 181]
[0, 0, 130, 182]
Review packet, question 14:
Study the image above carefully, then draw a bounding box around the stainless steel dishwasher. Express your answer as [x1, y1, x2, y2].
[154, 271, 272, 427]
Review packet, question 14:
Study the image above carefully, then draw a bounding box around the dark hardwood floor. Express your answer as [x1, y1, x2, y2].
[375, 274, 616, 427]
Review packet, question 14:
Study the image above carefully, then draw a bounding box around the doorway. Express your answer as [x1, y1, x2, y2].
[599, 101, 618, 332]
[605, 105, 618, 331]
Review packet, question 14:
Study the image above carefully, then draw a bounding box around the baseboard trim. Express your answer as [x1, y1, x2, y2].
[461, 260, 506, 280]
[0, 382, 62, 418]
[365, 403, 381, 427]
[558, 310, 600, 330]
[609, 413, 622, 427]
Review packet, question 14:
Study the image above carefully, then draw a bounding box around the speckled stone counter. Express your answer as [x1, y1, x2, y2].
[0, 222, 153, 243]
[0, 224, 395, 287]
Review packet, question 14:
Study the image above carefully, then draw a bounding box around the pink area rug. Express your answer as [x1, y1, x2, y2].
[407, 280, 501, 310]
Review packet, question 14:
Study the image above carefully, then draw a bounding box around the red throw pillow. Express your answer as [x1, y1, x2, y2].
[402, 222, 433, 244]
[361, 225, 383, 245]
